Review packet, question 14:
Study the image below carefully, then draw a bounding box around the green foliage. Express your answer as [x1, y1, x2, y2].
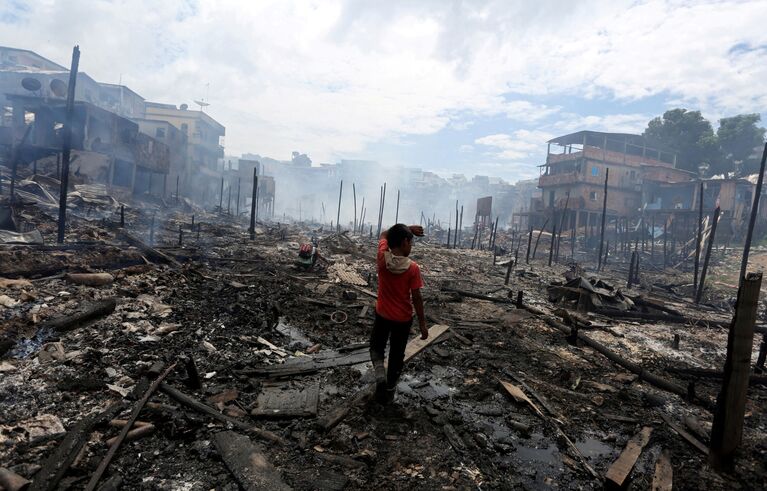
[643, 109, 720, 174]
[642, 109, 766, 177]
[717, 114, 766, 176]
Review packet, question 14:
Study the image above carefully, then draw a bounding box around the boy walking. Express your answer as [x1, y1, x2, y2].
[370, 223, 427, 404]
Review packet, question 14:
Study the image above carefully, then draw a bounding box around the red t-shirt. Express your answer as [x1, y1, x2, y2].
[375, 239, 424, 322]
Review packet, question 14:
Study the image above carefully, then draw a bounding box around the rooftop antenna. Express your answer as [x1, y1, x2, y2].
[194, 82, 211, 112]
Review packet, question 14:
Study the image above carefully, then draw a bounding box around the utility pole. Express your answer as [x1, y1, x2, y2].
[236, 177, 241, 217]
[9, 124, 33, 204]
[336, 180, 343, 233]
[395, 189, 400, 224]
[694, 181, 704, 291]
[696, 207, 721, 304]
[596, 169, 609, 271]
[57, 46, 80, 244]
[249, 167, 257, 240]
[738, 143, 767, 289]
[352, 183, 357, 233]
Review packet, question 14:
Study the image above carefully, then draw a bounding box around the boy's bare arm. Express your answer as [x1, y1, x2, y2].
[411, 288, 428, 339]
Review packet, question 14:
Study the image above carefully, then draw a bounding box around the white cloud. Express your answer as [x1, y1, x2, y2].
[476, 130, 553, 160]
[1, 0, 766, 170]
[553, 113, 652, 134]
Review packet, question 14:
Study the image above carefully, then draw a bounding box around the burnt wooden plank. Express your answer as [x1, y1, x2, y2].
[605, 426, 653, 488]
[214, 431, 290, 491]
[243, 347, 370, 378]
[652, 450, 673, 491]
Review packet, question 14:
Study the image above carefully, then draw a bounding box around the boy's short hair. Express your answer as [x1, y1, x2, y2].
[387, 223, 413, 248]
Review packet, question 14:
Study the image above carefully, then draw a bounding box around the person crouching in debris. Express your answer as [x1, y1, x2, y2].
[371, 223, 427, 404]
[296, 241, 328, 271]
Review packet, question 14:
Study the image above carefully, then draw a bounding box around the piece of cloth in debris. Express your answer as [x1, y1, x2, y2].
[376, 239, 423, 322]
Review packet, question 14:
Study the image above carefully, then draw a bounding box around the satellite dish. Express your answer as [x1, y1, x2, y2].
[21, 77, 41, 91]
[180, 103, 188, 110]
[50, 79, 67, 97]
[194, 100, 210, 107]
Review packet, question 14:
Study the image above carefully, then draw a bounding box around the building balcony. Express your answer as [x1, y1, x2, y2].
[547, 146, 670, 168]
[539, 171, 606, 187]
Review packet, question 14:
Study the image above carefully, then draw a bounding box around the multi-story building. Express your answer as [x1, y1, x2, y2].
[4, 94, 169, 197]
[144, 102, 225, 199]
[529, 130, 685, 234]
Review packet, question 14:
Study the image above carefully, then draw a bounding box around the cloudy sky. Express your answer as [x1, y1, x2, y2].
[2, 0, 766, 182]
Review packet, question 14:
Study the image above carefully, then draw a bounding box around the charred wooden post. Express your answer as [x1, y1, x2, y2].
[548, 220, 557, 267]
[627, 251, 636, 288]
[505, 258, 514, 285]
[514, 243, 520, 266]
[119, 205, 124, 228]
[352, 183, 357, 233]
[570, 211, 576, 258]
[453, 201, 459, 248]
[532, 217, 550, 261]
[249, 168, 258, 240]
[738, 143, 767, 289]
[395, 189, 400, 224]
[375, 185, 384, 238]
[672, 334, 680, 350]
[566, 325, 578, 346]
[597, 169, 609, 271]
[191, 214, 195, 231]
[491, 215, 500, 250]
[175, 175, 180, 203]
[604, 240, 609, 265]
[525, 226, 533, 264]
[236, 177, 241, 216]
[184, 355, 202, 390]
[56, 46, 80, 244]
[226, 183, 231, 214]
[651, 214, 656, 262]
[358, 197, 365, 235]
[149, 213, 155, 246]
[633, 243, 640, 285]
[178, 226, 183, 246]
[9, 124, 33, 204]
[694, 183, 704, 290]
[556, 192, 570, 262]
[336, 180, 343, 233]
[755, 333, 767, 373]
[458, 205, 464, 248]
[219, 177, 224, 212]
[710, 272, 763, 470]
[515, 291, 523, 308]
[696, 206, 721, 304]
[663, 221, 668, 267]
[197, 223, 200, 240]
